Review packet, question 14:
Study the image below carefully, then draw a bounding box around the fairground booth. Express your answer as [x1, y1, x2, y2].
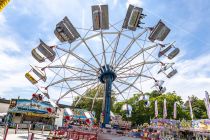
[110, 114, 132, 130]
[7, 94, 57, 130]
[63, 108, 95, 126]
[150, 119, 180, 129]
[192, 119, 210, 131]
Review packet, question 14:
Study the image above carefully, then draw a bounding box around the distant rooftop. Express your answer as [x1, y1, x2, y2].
[0, 98, 10, 104]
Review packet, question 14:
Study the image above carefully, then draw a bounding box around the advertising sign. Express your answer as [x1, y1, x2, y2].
[8, 99, 55, 115]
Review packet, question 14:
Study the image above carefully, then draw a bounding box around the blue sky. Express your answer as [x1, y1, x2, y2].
[0, 0, 210, 104]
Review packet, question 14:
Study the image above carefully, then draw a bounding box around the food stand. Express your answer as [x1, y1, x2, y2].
[150, 119, 180, 129]
[7, 98, 57, 130]
[63, 109, 95, 126]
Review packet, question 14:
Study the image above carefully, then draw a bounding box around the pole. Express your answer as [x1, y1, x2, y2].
[28, 124, 31, 134]
[42, 125, 45, 134]
[15, 123, 19, 134]
[155, 100, 158, 118]
[102, 74, 113, 128]
[163, 99, 167, 119]
[188, 96, 194, 120]
[173, 102, 177, 119]
[205, 91, 210, 119]
[98, 65, 116, 128]
[204, 98, 210, 119]
[3, 124, 8, 140]
[28, 133, 34, 140]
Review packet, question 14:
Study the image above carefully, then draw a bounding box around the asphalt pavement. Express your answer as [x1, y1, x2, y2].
[0, 127, 49, 140]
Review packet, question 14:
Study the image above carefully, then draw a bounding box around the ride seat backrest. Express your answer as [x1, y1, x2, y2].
[37, 39, 55, 62]
[149, 20, 170, 42]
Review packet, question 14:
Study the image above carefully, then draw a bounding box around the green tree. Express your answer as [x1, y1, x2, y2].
[72, 87, 208, 125]
[184, 96, 207, 119]
[149, 92, 185, 119]
[72, 85, 116, 122]
[113, 91, 191, 126]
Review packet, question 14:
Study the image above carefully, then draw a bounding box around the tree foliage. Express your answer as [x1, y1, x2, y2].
[184, 95, 207, 119]
[113, 91, 208, 126]
[72, 85, 116, 122]
[72, 87, 208, 126]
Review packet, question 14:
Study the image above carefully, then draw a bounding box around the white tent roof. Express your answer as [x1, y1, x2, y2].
[65, 108, 74, 116]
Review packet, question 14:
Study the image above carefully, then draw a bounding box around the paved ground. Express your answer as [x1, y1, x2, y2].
[0, 127, 49, 140]
[0, 127, 140, 140]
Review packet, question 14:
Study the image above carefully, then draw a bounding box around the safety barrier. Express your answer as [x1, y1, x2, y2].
[28, 124, 31, 134]
[48, 128, 97, 140]
[41, 125, 45, 134]
[3, 124, 8, 140]
[15, 124, 18, 134]
[28, 133, 34, 140]
[67, 130, 97, 140]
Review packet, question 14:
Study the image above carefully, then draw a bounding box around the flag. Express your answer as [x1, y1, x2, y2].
[188, 96, 194, 120]
[204, 98, 210, 119]
[163, 99, 167, 119]
[155, 100, 158, 118]
[173, 102, 177, 119]
[205, 91, 210, 119]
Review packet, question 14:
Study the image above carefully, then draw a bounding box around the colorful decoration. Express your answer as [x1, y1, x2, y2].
[180, 119, 191, 129]
[32, 93, 43, 101]
[64, 109, 95, 122]
[150, 119, 180, 129]
[192, 119, 210, 131]
[46, 108, 52, 113]
[64, 116, 71, 121]
[8, 99, 55, 115]
[85, 118, 91, 125]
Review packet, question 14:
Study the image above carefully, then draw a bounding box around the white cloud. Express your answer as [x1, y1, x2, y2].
[0, 14, 6, 26]
[0, 50, 35, 98]
[166, 53, 210, 100]
[0, 37, 20, 52]
[0, 0, 210, 105]
[126, 0, 143, 8]
[113, 0, 118, 6]
[0, 13, 35, 98]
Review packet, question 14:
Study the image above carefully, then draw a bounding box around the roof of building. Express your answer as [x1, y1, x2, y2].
[0, 98, 73, 109]
[0, 98, 10, 104]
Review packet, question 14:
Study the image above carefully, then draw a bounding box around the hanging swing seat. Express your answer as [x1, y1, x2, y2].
[54, 16, 80, 43]
[149, 20, 170, 42]
[92, 5, 109, 30]
[31, 48, 45, 63]
[168, 48, 180, 59]
[37, 39, 55, 62]
[25, 72, 38, 84]
[158, 63, 175, 74]
[31, 65, 46, 82]
[167, 69, 177, 78]
[158, 44, 173, 57]
[123, 4, 143, 31]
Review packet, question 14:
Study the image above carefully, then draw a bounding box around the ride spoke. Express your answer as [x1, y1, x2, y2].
[46, 65, 96, 76]
[58, 80, 98, 101]
[115, 44, 159, 72]
[56, 46, 98, 72]
[114, 29, 147, 69]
